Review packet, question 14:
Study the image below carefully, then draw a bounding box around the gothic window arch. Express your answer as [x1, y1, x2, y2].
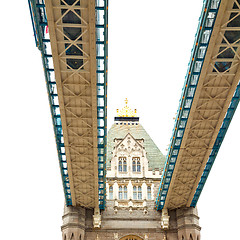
[124, 186, 128, 199]
[123, 160, 127, 172]
[119, 159, 123, 172]
[133, 185, 142, 200]
[119, 157, 127, 172]
[137, 160, 141, 172]
[138, 186, 142, 199]
[132, 157, 140, 172]
[133, 186, 137, 199]
[119, 186, 123, 199]
[147, 186, 151, 200]
[109, 186, 113, 199]
[132, 160, 136, 172]
[119, 185, 127, 199]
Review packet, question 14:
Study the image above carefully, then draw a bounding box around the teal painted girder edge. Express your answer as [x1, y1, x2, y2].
[191, 80, 240, 207]
[28, 0, 72, 206]
[96, 0, 108, 210]
[155, 0, 221, 210]
[28, 0, 109, 208]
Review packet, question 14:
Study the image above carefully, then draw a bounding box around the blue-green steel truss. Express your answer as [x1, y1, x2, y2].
[191, 80, 240, 206]
[156, 0, 223, 210]
[28, 0, 108, 209]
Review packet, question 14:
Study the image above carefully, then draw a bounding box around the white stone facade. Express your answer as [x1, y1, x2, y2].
[106, 132, 162, 208]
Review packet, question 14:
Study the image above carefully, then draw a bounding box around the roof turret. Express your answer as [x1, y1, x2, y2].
[107, 100, 165, 171]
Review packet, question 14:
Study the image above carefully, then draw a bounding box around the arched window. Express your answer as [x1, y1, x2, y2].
[123, 160, 127, 172]
[119, 159, 123, 172]
[109, 186, 113, 199]
[132, 160, 136, 172]
[133, 186, 142, 200]
[189, 234, 193, 240]
[138, 186, 142, 200]
[119, 157, 126, 172]
[119, 186, 123, 199]
[124, 186, 128, 199]
[147, 186, 151, 200]
[137, 160, 141, 172]
[132, 157, 140, 172]
[119, 186, 127, 200]
[133, 186, 137, 200]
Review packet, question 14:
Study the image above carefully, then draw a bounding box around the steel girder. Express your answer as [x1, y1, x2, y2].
[28, 0, 108, 209]
[156, 0, 240, 210]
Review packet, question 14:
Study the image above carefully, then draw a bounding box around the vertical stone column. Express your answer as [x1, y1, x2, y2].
[61, 205, 86, 240]
[142, 181, 147, 200]
[128, 180, 133, 199]
[176, 207, 201, 240]
[106, 182, 109, 200]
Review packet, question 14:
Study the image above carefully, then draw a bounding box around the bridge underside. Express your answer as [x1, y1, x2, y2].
[157, 0, 240, 210]
[45, 0, 99, 208]
[29, 0, 240, 212]
[34, 0, 108, 209]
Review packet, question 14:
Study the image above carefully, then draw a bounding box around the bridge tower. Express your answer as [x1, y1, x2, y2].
[61, 100, 201, 240]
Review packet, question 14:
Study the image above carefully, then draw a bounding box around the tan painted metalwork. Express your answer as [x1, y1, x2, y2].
[45, 0, 98, 208]
[165, 0, 240, 209]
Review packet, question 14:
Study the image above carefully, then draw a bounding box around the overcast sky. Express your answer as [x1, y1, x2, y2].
[0, 0, 240, 239]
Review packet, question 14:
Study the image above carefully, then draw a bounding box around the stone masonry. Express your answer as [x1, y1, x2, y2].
[61, 104, 201, 240]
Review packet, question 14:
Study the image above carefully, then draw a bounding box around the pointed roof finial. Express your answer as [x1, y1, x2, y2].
[116, 99, 137, 117]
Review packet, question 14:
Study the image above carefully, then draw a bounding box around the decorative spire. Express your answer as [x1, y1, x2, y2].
[116, 98, 137, 117]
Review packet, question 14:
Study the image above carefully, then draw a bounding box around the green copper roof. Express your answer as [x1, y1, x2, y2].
[107, 122, 165, 171]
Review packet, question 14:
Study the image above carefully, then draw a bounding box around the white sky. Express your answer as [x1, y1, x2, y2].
[0, 0, 239, 239]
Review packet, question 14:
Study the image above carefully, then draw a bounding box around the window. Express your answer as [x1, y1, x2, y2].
[119, 159, 122, 172]
[109, 186, 113, 199]
[123, 160, 127, 172]
[132, 157, 140, 172]
[133, 186, 137, 200]
[133, 186, 142, 200]
[119, 157, 127, 172]
[137, 160, 141, 172]
[147, 186, 151, 200]
[119, 186, 127, 200]
[119, 186, 123, 199]
[124, 186, 128, 199]
[132, 160, 136, 172]
[138, 186, 142, 199]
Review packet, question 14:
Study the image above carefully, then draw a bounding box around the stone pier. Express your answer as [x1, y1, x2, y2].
[61, 204, 201, 240]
